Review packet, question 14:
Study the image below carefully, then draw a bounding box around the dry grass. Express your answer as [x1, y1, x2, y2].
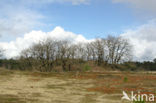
[0, 69, 156, 103]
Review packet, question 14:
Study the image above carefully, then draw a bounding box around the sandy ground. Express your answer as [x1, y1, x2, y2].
[0, 70, 156, 103]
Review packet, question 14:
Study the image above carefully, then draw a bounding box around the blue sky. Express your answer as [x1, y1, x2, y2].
[0, 0, 156, 60]
[0, 0, 154, 41]
[0, 0, 138, 41]
[36, 0, 135, 38]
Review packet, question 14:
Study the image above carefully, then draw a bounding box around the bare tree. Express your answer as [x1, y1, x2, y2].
[85, 43, 93, 61]
[92, 39, 105, 65]
[19, 36, 132, 72]
[106, 35, 132, 64]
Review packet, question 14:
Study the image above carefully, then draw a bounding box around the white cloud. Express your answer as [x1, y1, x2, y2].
[0, 10, 43, 36]
[1, 24, 156, 61]
[121, 20, 156, 61]
[0, 0, 90, 37]
[0, 0, 91, 58]
[0, 1, 44, 37]
[0, 26, 89, 58]
[112, 0, 156, 61]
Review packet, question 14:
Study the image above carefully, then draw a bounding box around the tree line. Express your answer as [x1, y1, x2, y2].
[14, 35, 131, 72]
[0, 35, 156, 72]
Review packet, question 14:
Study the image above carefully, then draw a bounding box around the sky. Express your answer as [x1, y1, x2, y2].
[0, 0, 156, 61]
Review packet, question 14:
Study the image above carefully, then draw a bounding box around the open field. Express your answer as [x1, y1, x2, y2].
[0, 69, 156, 103]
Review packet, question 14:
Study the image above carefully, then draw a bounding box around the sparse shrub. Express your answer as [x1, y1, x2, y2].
[83, 64, 91, 71]
[123, 77, 128, 82]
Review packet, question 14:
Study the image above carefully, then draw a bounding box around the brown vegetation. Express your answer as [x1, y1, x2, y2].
[0, 69, 156, 103]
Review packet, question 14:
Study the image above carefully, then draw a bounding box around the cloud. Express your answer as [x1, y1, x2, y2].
[1, 24, 156, 61]
[112, 0, 156, 12]
[112, 0, 156, 61]
[121, 20, 156, 61]
[0, 1, 45, 37]
[0, 10, 44, 36]
[0, 0, 89, 37]
[0, 0, 90, 58]
[0, 26, 89, 58]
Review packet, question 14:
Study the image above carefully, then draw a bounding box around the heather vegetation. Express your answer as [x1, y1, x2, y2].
[0, 68, 155, 103]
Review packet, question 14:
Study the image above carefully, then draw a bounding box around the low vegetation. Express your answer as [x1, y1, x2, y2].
[0, 69, 155, 103]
